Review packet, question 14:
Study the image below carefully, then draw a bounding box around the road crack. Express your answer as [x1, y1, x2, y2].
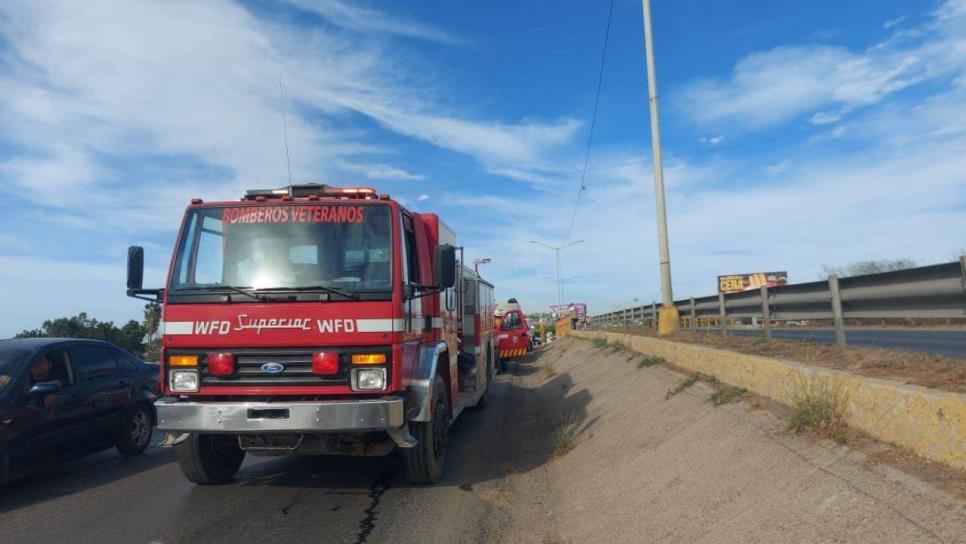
[353, 462, 399, 544]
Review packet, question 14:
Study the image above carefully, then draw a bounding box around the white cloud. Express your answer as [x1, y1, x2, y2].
[809, 111, 842, 125]
[341, 162, 425, 180]
[417, 194, 429, 201]
[883, 15, 907, 29]
[699, 135, 724, 145]
[0, 0, 578, 210]
[280, 0, 462, 44]
[678, 3, 966, 129]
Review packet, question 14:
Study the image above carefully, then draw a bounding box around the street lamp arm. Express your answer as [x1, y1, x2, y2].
[529, 240, 556, 251]
[560, 239, 585, 250]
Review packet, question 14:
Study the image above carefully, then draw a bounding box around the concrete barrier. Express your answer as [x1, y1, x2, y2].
[571, 330, 966, 471]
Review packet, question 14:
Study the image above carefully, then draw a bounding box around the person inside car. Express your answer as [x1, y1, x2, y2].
[29, 355, 64, 408]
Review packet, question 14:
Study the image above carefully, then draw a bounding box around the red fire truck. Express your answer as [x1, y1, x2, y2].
[495, 300, 530, 372]
[125, 184, 496, 484]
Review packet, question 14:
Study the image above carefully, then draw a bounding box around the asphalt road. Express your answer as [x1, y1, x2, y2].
[0, 366, 550, 544]
[697, 328, 966, 358]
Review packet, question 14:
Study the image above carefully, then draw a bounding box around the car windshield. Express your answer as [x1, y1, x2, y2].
[169, 204, 393, 292]
[0, 346, 30, 396]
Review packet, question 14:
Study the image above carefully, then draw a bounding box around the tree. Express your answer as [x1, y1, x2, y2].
[821, 258, 916, 279]
[143, 302, 162, 362]
[15, 307, 155, 357]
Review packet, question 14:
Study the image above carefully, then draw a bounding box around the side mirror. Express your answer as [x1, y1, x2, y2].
[433, 244, 457, 289]
[127, 246, 145, 290]
[27, 382, 61, 398]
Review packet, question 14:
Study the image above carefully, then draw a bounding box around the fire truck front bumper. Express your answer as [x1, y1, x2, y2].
[154, 397, 406, 434]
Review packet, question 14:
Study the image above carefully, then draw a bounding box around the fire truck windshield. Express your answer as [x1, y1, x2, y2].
[168, 204, 392, 295]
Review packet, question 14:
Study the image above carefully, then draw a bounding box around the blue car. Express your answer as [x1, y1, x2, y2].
[0, 338, 161, 484]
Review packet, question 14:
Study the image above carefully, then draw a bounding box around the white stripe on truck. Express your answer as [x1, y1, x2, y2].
[163, 319, 406, 335]
[162, 321, 193, 335]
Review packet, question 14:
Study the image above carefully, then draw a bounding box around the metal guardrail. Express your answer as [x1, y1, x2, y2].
[592, 257, 966, 346]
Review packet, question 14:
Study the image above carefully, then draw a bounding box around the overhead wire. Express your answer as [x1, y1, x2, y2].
[562, 0, 615, 244]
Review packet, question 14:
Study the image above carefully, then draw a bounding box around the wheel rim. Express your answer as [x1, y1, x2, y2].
[131, 411, 151, 446]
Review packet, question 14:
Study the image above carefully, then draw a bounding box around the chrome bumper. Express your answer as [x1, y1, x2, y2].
[154, 397, 405, 434]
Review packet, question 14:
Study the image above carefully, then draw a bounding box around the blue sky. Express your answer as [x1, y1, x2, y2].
[0, 0, 964, 336]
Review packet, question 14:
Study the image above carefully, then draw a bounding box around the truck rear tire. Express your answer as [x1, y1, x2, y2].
[403, 379, 450, 484]
[177, 433, 245, 485]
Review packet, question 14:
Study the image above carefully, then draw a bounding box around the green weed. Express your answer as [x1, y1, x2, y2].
[637, 355, 665, 369]
[710, 386, 748, 406]
[665, 372, 716, 399]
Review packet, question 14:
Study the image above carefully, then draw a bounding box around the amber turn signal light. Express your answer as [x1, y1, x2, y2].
[169, 355, 199, 367]
[351, 353, 386, 365]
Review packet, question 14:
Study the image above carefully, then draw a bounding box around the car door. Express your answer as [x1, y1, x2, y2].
[7, 346, 82, 465]
[65, 343, 132, 442]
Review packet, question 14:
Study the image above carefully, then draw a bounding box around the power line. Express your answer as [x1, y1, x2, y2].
[279, 76, 293, 185]
[563, 0, 615, 244]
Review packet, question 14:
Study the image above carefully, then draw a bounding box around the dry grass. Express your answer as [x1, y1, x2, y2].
[609, 326, 966, 394]
[553, 414, 580, 458]
[787, 375, 849, 443]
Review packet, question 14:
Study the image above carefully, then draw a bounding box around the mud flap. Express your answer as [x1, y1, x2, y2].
[387, 426, 417, 449]
[158, 432, 190, 448]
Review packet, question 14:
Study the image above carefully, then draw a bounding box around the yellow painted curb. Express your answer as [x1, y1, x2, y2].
[572, 330, 966, 471]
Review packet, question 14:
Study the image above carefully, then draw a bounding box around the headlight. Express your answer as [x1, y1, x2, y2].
[353, 368, 387, 391]
[170, 370, 199, 392]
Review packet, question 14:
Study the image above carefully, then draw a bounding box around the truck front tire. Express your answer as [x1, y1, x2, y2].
[403, 379, 450, 484]
[177, 433, 246, 485]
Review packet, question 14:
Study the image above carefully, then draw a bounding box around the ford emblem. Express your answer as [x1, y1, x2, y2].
[260, 362, 285, 374]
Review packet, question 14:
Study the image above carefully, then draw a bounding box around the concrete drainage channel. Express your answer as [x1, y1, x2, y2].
[535, 337, 966, 543]
[570, 330, 966, 471]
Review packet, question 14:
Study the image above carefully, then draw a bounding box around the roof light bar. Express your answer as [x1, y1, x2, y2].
[243, 184, 379, 200]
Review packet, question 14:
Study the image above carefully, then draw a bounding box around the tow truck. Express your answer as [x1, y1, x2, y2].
[125, 184, 496, 484]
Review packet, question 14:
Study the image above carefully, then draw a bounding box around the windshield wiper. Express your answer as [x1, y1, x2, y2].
[180, 285, 266, 302]
[259, 285, 360, 300]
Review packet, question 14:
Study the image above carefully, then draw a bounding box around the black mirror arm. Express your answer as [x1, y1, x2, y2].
[411, 284, 445, 294]
[127, 288, 164, 302]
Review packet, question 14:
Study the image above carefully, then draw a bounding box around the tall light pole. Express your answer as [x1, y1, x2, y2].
[542, 275, 581, 301]
[641, 0, 678, 334]
[473, 257, 491, 275]
[530, 239, 584, 306]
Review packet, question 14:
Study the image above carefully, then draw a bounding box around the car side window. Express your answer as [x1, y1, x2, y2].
[35, 348, 72, 387]
[111, 348, 136, 371]
[68, 345, 118, 382]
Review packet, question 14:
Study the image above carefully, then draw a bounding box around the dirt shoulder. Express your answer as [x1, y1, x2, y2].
[523, 338, 966, 544]
[605, 326, 966, 394]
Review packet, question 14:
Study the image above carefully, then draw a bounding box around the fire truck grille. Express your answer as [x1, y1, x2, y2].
[201, 350, 349, 387]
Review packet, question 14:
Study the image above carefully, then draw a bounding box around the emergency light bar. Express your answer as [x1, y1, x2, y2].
[243, 184, 378, 200]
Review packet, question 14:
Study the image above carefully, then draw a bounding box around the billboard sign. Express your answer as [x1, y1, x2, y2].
[717, 271, 788, 294]
[550, 303, 587, 319]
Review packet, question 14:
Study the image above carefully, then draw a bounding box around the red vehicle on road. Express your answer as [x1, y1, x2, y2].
[126, 184, 496, 484]
[495, 300, 530, 372]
